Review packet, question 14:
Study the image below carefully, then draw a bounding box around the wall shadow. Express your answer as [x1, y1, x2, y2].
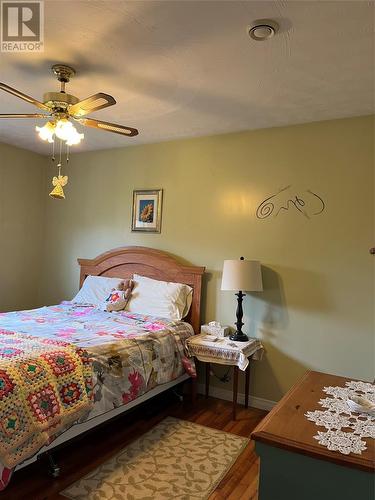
[239, 264, 323, 399]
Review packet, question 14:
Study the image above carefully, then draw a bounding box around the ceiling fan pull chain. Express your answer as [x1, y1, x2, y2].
[51, 139, 55, 162]
[66, 144, 70, 164]
[59, 138, 62, 167]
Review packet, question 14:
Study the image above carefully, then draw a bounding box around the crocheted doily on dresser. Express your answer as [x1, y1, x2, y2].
[305, 380, 375, 455]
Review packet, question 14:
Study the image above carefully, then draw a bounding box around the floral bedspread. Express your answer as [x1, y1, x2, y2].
[0, 303, 195, 467]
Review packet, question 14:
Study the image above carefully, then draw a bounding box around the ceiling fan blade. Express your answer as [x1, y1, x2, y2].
[0, 113, 48, 118]
[69, 93, 116, 117]
[76, 117, 138, 137]
[0, 82, 50, 111]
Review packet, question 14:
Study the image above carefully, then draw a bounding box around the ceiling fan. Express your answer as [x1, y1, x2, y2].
[0, 64, 138, 199]
[0, 64, 139, 144]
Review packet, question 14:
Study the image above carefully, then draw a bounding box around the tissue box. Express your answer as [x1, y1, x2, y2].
[201, 323, 230, 337]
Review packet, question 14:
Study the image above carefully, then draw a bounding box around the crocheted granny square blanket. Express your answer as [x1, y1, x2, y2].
[0, 329, 93, 468]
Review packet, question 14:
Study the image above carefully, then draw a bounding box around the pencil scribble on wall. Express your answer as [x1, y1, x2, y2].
[256, 185, 325, 220]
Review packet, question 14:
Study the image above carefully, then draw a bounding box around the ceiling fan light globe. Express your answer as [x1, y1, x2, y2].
[66, 131, 84, 146]
[36, 121, 55, 143]
[55, 118, 73, 141]
[54, 119, 83, 145]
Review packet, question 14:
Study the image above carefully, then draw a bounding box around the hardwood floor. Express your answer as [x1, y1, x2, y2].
[0, 391, 267, 500]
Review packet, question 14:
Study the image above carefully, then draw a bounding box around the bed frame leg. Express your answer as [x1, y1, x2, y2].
[191, 377, 197, 405]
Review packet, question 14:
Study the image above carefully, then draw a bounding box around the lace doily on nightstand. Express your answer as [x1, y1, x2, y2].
[305, 380, 375, 455]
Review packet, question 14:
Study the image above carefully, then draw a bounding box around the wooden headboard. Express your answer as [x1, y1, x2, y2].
[78, 246, 205, 334]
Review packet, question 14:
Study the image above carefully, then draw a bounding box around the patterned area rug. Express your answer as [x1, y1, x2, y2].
[61, 416, 248, 499]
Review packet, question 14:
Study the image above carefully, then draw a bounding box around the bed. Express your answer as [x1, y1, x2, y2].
[0, 246, 205, 487]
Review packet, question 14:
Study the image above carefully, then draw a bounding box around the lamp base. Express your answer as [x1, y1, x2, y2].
[229, 332, 249, 342]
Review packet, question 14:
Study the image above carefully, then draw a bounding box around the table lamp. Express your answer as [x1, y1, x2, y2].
[221, 257, 263, 342]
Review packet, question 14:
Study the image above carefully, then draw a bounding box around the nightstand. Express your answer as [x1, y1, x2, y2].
[187, 334, 264, 419]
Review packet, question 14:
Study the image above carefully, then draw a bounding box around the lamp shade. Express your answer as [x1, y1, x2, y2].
[221, 258, 263, 292]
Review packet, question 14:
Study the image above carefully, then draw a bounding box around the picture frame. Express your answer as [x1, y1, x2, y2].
[131, 189, 163, 233]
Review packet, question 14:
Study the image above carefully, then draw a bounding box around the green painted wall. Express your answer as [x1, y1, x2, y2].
[0, 142, 46, 311]
[39, 115, 374, 401]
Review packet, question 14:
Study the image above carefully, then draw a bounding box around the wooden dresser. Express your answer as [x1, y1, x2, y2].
[252, 371, 374, 500]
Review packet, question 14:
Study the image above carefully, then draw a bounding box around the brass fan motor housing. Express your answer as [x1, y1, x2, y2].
[43, 91, 79, 111]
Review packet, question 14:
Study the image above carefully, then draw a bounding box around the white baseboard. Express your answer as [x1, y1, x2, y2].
[197, 383, 276, 411]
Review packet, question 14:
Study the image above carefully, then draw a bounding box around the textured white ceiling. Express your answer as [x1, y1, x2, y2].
[0, 0, 373, 154]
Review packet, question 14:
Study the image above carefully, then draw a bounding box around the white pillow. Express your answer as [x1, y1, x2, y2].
[126, 274, 192, 321]
[72, 275, 124, 305]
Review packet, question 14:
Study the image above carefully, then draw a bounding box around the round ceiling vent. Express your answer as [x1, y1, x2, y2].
[248, 20, 279, 41]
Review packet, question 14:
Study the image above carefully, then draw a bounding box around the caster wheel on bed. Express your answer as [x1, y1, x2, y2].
[49, 464, 61, 478]
[43, 452, 61, 478]
[172, 389, 184, 402]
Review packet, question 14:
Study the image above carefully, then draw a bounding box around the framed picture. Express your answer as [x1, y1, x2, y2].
[131, 189, 163, 233]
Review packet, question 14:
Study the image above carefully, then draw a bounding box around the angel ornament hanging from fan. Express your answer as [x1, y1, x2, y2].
[50, 171, 68, 200]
